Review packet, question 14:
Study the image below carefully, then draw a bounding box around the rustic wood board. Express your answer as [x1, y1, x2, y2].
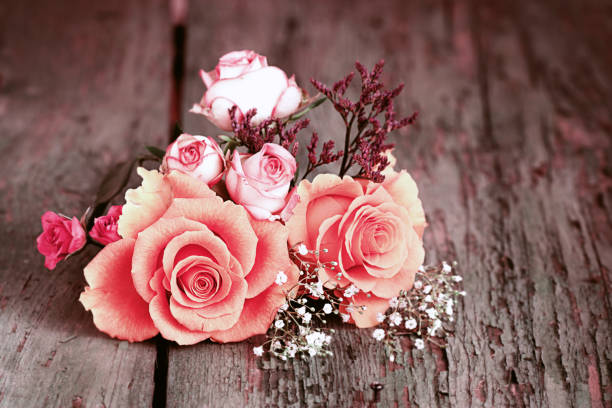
[0, 1, 171, 406]
[1, 0, 610, 407]
[172, 0, 612, 407]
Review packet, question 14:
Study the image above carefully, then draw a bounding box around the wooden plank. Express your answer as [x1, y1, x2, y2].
[0, 1, 171, 406]
[172, 0, 612, 407]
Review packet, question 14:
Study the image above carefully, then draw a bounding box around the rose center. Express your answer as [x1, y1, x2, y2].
[179, 144, 203, 165]
[263, 156, 283, 178]
[177, 265, 221, 302]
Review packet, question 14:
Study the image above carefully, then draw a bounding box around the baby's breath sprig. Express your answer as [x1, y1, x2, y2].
[252, 244, 365, 360]
[371, 262, 465, 363]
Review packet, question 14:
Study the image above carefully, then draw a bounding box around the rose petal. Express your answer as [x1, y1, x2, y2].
[245, 218, 291, 298]
[118, 168, 173, 239]
[162, 198, 258, 275]
[132, 217, 208, 302]
[209, 282, 282, 343]
[169, 272, 247, 332]
[148, 270, 210, 345]
[79, 239, 158, 342]
[345, 292, 391, 328]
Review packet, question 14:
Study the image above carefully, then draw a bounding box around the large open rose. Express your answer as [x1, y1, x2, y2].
[286, 172, 426, 328]
[79, 169, 298, 344]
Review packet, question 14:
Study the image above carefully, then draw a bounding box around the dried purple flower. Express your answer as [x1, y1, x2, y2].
[227, 106, 308, 156]
[311, 60, 417, 181]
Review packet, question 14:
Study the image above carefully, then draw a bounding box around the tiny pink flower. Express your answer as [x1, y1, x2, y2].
[36, 211, 86, 270]
[89, 205, 122, 246]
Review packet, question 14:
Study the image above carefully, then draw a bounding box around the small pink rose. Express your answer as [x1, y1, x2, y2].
[36, 211, 86, 270]
[89, 205, 122, 246]
[225, 143, 297, 220]
[191, 50, 303, 131]
[161, 134, 226, 186]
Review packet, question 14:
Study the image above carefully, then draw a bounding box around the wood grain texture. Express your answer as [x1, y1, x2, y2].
[171, 0, 612, 407]
[0, 0, 610, 407]
[0, 1, 171, 406]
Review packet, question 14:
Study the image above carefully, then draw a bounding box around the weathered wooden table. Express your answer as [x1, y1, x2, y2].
[1, 1, 611, 407]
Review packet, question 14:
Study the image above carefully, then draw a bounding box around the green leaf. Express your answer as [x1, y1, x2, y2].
[145, 145, 166, 159]
[171, 122, 184, 141]
[217, 134, 233, 144]
[287, 96, 327, 121]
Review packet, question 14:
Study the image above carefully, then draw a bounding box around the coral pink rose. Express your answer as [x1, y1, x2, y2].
[225, 143, 297, 221]
[191, 50, 303, 130]
[89, 205, 122, 245]
[161, 133, 225, 186]
[36, 211, 86, 270]
[80, 169, 298, 344]
[286, 172, 427, 328]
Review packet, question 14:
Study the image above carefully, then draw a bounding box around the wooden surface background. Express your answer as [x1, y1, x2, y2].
[1, 0, 611, 407]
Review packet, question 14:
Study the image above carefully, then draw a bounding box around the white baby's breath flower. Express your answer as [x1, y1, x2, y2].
[414, 338, 425, 350]
[418, 304, 427, 311]
[452, 275, 463, 282]
[423, 285, 432, 294]
[298, 244, 308, 256]
[388, 297, 399, 308]
[344, 284, 360, 298]
[376, 312, 386, 323]
[414, 280, 423, 289]
[389, 354, 395, 362]
[428, 319, 442, 336]
[279, 303, 289, 311]
[341, 313, 351, 322]
[308, 280, 325, 298]
[275, 271, 288, 286]
[442, 262, 452, 274]
[372, 328, 385, 341]
[253, 346, 264, 356]
[305, 331, 327, 347]
[286, 342, 298, 358]
[297, 306, 306, 316]
[322, 303, 333, 314]
[459, 291, 467, 296]
[418, 265, 426, 272]
[405, 318, 417, 330]
[426, 308, 438, 319]
[445, 302, 454, 316]
[303, 312, 312, 324]
[424, 295, 433, 303]
[275, 320, 285, 329]
[389, 312, 402, 326]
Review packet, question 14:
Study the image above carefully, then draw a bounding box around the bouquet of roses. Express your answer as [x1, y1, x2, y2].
[36, 50, 463, 361]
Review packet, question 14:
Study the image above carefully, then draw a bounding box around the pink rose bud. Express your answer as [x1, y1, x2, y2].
[36, 211, 87, 270]
[191, 50, 303, 131]
[89, 205, 122, 245]
[161, 133, 226, 186]
[225, 143, 297, 220]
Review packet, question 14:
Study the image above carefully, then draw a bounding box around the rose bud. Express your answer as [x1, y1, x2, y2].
[89, 205, 122, 245]
[190, 50, 303, 131]
[161, 133, 225, 186]
[36, 211, 87, 270]
[225, 143, 297, 221]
